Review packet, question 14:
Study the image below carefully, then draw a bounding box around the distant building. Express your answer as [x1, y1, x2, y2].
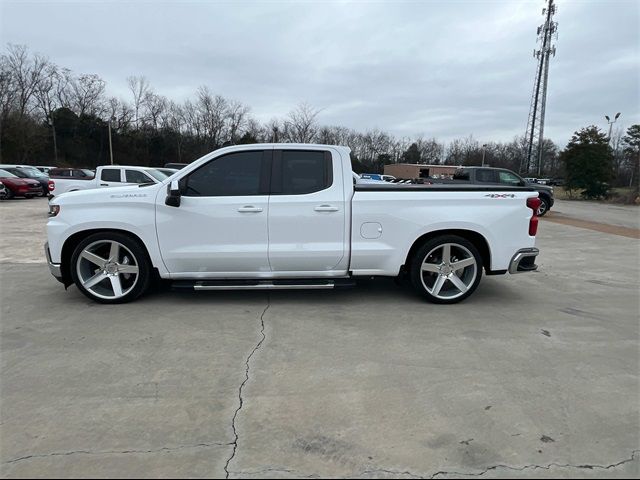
[384, 164, 459, 180]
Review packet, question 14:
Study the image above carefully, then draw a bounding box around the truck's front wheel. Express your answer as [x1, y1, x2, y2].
[70, 232, 151, 304]
[410, 235, 483, 304]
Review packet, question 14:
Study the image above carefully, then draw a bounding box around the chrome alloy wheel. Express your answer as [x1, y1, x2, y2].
[75, 240, 140, 300]
[537, 200, 547, 216]
[420, 242, 478, 301]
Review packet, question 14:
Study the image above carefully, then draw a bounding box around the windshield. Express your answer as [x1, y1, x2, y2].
[146, 169, 168, 182]
[0, 169, 17, 178]
[18, 167, 47, 177]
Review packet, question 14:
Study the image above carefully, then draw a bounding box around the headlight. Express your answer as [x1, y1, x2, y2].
[49, 204, 60, 217]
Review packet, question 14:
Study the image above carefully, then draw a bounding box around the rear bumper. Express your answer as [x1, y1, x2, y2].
[509, 248, 539, 274]
[45, 242, 63, 281]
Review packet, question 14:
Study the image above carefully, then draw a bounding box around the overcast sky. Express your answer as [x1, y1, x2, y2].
[1, 0, 638, 145]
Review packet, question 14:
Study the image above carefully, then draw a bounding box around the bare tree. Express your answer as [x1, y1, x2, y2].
[227, 99, 250, 144]
[196, 86, 228, 147]
[4, 44, 48, 117]
[71, 73, 106, 117]
[284, 102, 319, 143]
[127, 75, 151, 128]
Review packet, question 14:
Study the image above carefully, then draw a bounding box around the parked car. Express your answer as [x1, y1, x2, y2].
[164, 162, 188, 169]
[0, 165, 49, 196]
[0, 181, 7, 199]
[441, 167, 554, 216]
[0, 168, 43, 198]
[36, 165, 57, 174]
[46, 144, 541, 304]
[49, 166, 168, 196]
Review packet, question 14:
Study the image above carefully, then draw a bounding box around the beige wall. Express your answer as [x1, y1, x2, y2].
[384, 164, 459, 179]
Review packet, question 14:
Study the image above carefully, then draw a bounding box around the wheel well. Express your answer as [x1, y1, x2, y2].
[60, 229, 153, 286]
[404, 229, 491, 272]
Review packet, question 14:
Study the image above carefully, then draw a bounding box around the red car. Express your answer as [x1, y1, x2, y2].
[0, 168, 43, 198]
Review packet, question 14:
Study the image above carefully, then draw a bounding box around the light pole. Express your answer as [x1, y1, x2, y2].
[605, 112, 621, 143]
[47, 116, 58, 164]
[481, 144, 487, 166]
[108, 117, 115, 165]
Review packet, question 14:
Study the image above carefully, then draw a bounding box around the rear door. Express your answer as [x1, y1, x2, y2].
[268, 149, 347, 273]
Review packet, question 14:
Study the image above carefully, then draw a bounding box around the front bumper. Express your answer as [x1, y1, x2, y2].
[509, 248, 539, 274]
[45, 242, 63, 280]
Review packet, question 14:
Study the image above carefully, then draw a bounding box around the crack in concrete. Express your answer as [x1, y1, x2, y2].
[427, 449, 640, 478]
[224, 294, 270, 479]
[358, 450, 640, 479]
[4, 442, 233, 466]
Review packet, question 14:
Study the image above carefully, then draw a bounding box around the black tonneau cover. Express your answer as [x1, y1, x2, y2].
[355, 183, 536, 192]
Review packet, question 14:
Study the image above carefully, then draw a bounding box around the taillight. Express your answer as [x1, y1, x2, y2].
[48, 180, 55, 192]
[527, 197, 541, 236]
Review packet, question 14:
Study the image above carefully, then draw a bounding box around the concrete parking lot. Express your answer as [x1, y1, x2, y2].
[1, 197, 638, 478]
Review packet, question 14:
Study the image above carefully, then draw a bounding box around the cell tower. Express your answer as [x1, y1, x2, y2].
[521, 0, 558, 175]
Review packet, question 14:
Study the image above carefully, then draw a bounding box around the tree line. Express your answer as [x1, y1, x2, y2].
[0, 43, 638, 197]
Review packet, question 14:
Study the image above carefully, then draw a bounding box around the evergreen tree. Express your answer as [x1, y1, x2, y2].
[561, 126, 613, 199]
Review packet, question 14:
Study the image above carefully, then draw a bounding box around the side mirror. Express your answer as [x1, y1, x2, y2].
[165, 180, 181, 207]
[519, 180, 526, 187]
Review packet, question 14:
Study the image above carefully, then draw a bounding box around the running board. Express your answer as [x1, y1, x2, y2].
[171, 279, 356, 291]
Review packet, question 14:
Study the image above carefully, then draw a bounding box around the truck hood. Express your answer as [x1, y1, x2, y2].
[53, 183, 161, 204]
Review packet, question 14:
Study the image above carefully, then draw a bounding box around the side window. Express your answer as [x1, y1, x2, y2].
[126, 169, 152, 184]
[498, 170, 522, 186]
[101, 169, 121, 182]
[476, 169, 496, 183]
[276, 150, 332, 195]
[183, 151, 265, 196]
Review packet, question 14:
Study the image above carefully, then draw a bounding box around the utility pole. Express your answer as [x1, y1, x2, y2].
[522, 0, 558, 176]
[108, 118, 114, 165]
[48, 116, 58, 164]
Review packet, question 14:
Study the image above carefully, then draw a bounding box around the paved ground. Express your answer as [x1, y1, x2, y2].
[1, 198, 638, 478]
[550, 199, 639, 230]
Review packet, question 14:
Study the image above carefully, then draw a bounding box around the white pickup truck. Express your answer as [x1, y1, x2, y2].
[49, 165, 169, 196]
[46, 144, 541, 304]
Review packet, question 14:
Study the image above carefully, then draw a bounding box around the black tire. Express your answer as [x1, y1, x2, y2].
[70, 232, 151, 304]
[409, 235, 483, 304]
[537, 196, 550, 216]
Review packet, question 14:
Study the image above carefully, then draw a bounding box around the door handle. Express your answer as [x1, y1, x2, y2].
[100, 183, 109, 186]
[238, 206, 263, 213]
[314, 205, 339, 212]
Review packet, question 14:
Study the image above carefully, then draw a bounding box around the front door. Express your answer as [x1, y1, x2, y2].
[156, 149, 272, 276]
[268, 149, 347, 273]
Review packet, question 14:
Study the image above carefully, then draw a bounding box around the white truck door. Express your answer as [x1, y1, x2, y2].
[268, 149, 347, 273]
[156, 149, 271, 276]
[98, 167, 124, 188]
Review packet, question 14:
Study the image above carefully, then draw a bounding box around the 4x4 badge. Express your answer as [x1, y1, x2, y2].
[485, 193, 516, 198]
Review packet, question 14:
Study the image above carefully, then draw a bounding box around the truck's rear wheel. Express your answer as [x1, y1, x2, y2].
[70, 232, 151, 304]
[537, 196, 550, 216]
[410, 235, 483, 304]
